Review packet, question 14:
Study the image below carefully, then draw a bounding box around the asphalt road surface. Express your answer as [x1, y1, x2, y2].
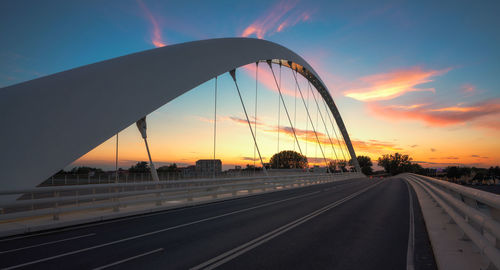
[0, 177, 436, 269]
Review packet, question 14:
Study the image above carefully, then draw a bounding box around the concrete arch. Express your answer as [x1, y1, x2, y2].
[0, 38, 360, 190]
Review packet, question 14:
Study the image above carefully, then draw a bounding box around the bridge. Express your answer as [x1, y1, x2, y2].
[0, 38, 499, 269]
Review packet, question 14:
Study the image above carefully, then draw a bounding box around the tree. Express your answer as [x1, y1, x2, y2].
[349, 156, 373, 175]
[70, 166, 104, 175]
[128, 161, 150, 173]
[158, 163, 178, 172]
[377, 153, 414, 175]
[269, 150, 308, 169]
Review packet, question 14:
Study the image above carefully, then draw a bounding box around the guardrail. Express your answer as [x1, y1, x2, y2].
[403, 173, 500, 269]
[0, 172, 363, 225]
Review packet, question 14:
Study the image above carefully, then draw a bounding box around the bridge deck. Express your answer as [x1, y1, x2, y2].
[0, 177, 436, 269]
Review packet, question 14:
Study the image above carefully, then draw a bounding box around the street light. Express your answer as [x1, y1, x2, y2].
[136, 116, 160, 182]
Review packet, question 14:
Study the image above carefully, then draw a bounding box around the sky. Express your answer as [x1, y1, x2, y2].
[1, 0, 499, 170]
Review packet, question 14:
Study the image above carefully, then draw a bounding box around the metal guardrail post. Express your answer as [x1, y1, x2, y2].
[112, 187, 119, 212]
[53, 191, 59, 220]
[31, 193, 34, 211]
[492, 208, 500, 249]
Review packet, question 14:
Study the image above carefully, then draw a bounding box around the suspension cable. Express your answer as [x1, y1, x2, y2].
[293, 69, 297, 153]
[314, 89, 319, 166]
[276, 63, 281, 168]
[253, 62, 258, 174]
[322, 97, 347, 162]
[309, 81, 340, 166]
[115, 133, 119, 183]
[213, 76, 218, 179]
[291, 68, 329, 169]
[305, 77, 309, 159]
[229, 69, 268, 175]
[267, 61, 304, 157]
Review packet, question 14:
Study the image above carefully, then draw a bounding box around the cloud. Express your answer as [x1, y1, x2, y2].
[241, 0, 312, 39]
[367, 98, 500, 127]
[461, 83, 476, 95]
[429, 156, 459, 160]
[228, 116, 264, 127]
[195, 116, 214, 124]
[241, 156, 266, 161]
[137, 0, 167, 47]
[471, 155, 489, 159]
[344, 66, 450, 101]
[350, 139, 403, 152]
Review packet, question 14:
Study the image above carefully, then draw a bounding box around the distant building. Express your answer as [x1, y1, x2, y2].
[195, 159, 222, 177]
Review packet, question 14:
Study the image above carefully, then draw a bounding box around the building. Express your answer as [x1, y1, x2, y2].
[195, 159, 222, 177]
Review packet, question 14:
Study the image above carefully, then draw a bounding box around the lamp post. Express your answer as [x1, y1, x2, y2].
[136, 117, 160, 182]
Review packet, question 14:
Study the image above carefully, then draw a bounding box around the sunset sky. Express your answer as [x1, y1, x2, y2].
[1, 0, 499, 170]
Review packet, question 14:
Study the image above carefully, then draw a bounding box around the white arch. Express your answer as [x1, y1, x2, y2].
[0, 38, 360, 190]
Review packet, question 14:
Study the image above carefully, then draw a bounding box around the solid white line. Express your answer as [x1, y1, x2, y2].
[2, 190, 321, 269]
[92, 248, 164, 270]
[404, 179, 415, 270]
[190, 181, 383, 270]
[0, 233, 96, 254]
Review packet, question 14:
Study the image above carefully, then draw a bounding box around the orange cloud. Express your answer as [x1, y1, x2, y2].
[350, 139, 403, 152]
[344, 66, 450, 101]
[241, 0, 312, 39]
[368, 98, 500, 127]
[137, 0, 167, 47]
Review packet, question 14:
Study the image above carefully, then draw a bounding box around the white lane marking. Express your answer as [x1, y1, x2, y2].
[92, 248, 164, 270]
[2, 190, 322, 269]
[0, 233, 95, 255]
[404, 179, 415, 270]
[190, 181, 384, 270]
[0, 181, 345, 243]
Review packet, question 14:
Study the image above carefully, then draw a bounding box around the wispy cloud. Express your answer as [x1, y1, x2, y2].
[344, 66, 450, 101]
[367, 98, 500, 127]
[137, 0, 167, 47]
[471, 154, 489, 159]
[461, 83, 476, 95]
[350, 139, 403, 152]
[228, 116, 264, 127]
[241, 156, 266, 161]
[241, 0, 312, 39]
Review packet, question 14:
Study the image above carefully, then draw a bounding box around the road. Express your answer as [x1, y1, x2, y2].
[0, 177, 436, 269]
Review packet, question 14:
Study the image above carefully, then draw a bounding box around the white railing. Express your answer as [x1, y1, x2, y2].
[0, 172, 363, 224]
[404, 173, 500, 269]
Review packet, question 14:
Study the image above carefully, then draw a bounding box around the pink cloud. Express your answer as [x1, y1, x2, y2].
[344, 66, 451, 101]
[368, 98, 500, 127]
[241, 0, 312, 39]
[137, 0, 167, 47]
[461, 83, 476, 95]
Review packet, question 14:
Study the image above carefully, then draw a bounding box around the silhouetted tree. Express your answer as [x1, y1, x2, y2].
[269, 150, 308, 169]
[158, 163, 178, 172]
[349, 156, 373, 175]
[377, 153, 414, 175]
[70, 167, 104, 174]
[328, 159, 348, 172]
[128, 161, 150, 173]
